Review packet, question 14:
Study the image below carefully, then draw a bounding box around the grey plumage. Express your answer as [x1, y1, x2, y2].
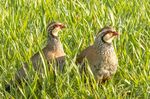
[76, 26, 119, 83]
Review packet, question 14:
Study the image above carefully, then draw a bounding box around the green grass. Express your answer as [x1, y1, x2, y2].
[0, 0, 150, 98]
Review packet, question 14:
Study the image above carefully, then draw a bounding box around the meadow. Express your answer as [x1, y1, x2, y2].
[0, 0, 150, 98]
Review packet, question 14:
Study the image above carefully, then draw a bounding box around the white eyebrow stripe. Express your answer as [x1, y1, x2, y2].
[101, 29, 114, 33]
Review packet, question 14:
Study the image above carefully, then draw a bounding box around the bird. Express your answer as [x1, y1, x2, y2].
[76, 26, 119, 84]
[5, 22, 66, 91]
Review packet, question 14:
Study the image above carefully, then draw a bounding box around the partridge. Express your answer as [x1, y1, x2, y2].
[76, 26, 119, 83]
[6, 22, 66, 90]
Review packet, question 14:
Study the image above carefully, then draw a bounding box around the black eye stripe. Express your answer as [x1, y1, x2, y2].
[102, 35, 106, 43]
[54, 24, 61, 28]
[101, 31, 113, 43]
[103, 30, 116, 34]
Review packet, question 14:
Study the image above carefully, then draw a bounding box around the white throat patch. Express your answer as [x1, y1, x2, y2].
[103, 33, 115, 43]
[52, 27, 61, 37]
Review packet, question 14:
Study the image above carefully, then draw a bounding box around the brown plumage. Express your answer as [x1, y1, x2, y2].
[76, 26, 119, 83]
[15, 22, 66, 81]
[6, 22, 66, 91]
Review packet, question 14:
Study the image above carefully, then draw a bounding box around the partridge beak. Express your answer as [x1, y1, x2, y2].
[112, 31, 119, 36]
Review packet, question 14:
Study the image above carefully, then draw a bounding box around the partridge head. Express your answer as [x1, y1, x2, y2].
[47, 22, 65, 37]
[76, 26, 119, 84]
[95, 26, 118, 44]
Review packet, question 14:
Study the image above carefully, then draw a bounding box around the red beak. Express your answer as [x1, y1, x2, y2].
[112, 31, 118, 36]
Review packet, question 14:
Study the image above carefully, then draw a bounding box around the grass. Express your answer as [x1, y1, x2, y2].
[0, 0, 150, 98]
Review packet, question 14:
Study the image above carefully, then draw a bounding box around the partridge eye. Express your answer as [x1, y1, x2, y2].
[105, 30, 112, 34]
[54, 24, 60, 28]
